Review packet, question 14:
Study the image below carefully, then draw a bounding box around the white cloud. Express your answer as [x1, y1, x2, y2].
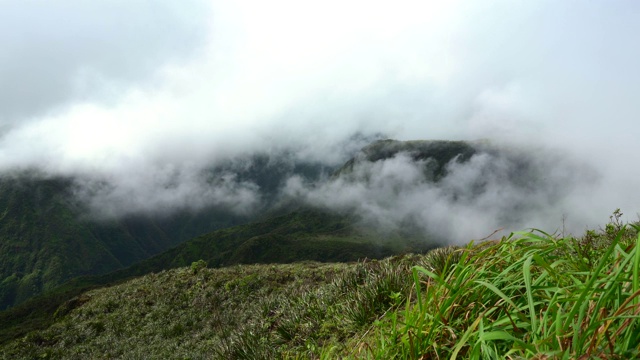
[1, 0, 639, 231]
[286, 145, 599, 242]
[0, 0, 210, 124]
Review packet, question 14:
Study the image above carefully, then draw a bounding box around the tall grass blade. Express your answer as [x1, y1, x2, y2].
[474, 280, 517, 310]
[633, 233, 640, 306]
[523, 256, 537, 335]
[451, 313, 484, 360]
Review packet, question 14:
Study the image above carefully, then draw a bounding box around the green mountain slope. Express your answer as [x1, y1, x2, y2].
[0, 175, 165, 310]
[0, 139, 613, 357]
[0, 207, 434, 345]
[0, 174, 251, 310]
[113, 208, 430, 277]
[2, 138, 549, 317]
[1, 139, 476, 310]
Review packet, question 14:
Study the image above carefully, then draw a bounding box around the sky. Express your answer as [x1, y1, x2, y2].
[1, 0, 639, 239]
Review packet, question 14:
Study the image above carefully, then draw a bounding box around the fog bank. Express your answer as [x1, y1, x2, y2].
[1, 1, 639, 238]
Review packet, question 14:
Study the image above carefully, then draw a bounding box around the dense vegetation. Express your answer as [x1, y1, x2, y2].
[112, 209, 431, 277]
[0, 208, 432, 345]
[364, 211, 640, 359]
[0, 259, 406, 358]
[1, 212, 638, 359]
[0, 175, 168, 310]
[0, 173, 256, 310]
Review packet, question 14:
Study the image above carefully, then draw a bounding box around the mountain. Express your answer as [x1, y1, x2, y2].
[0, 206, 434, 345]
[0, 176, 255, 310]
[0, 139, 626, 358]
[0, 138, 497, 342]
[337, 139, 477, 178]
[0, 138, 556, 311]
[0, 174, 172, 310]
[100, 208, 432, 279]
[0, 153, 337, 310]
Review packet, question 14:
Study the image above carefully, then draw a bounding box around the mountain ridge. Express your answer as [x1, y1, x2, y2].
[0, 138, 549, 311]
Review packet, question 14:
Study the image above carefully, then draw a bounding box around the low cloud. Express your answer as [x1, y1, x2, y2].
[1, 1, 639, 237]
[72, 168, 262, 219]
[284, 144, 600, 242]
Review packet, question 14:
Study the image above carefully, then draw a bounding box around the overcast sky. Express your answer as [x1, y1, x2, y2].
[1, 1, 639, 233]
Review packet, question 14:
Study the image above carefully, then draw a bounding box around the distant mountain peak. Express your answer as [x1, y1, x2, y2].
[335, 139, 477, 179]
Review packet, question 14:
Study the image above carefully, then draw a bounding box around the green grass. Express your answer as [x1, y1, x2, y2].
[0, 208, 433, 346]
[354, 218, 640, 359]
[1, 214, 639, 359]
[0, 256, 421, 359]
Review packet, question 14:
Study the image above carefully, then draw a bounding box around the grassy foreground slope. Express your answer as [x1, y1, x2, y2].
[0, 255, 423, 359]
[0, 208, 432, 346]
[2, 214, 639, 359]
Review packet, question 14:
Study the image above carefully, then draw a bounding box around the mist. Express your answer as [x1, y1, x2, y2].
[1, 1, 639, 238]
[284, 142, 599, 242]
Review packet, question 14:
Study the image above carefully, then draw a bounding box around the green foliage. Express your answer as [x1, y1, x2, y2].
[2, 215, 640, 359]
[0, 259, 415, 358]
[190, 260, 207, 274]
[358, 220, 640, 359]
[0, 207, 433, 346]
[0, 175, 181, 310]
[0, 172, 261, 311]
